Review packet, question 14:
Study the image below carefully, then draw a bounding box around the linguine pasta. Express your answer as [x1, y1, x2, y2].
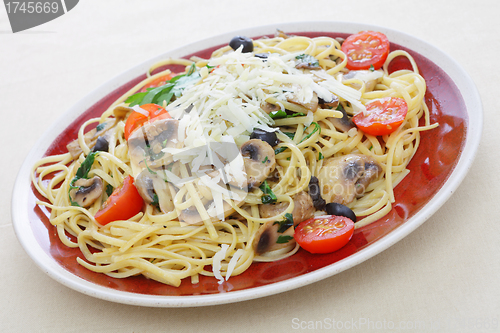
[32, 31, 437, 287]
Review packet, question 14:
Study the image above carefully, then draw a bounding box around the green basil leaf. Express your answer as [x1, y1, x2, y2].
[259, 180, 277, 204]
[68, 151, 98, 207]
[276, 235, 294, 244]
[269, 109, 287, 119]
[125, 92, 148, 107]
[273, 213, 294, 233]
[74, 151, 98, 180]
[124, 64, 200, 107]
[105, 184, 114, 197]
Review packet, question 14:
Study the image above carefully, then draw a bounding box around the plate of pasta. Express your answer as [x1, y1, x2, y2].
[12, 21, 481, 307]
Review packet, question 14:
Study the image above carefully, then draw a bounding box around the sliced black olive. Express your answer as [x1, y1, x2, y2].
[250, 128, 279, 147]
[255, 53, 269, 60]
[92, 136, 109, 152]
[229, 36, 254, 53]
[325, 202, 357, 222]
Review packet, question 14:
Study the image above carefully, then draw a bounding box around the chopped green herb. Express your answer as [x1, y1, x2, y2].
[295, 54, 320, 68]
[106, 184, 114, 197]
[276, 235, 294, 244]
[68, 152, 98, 206]
[369, 64, 375, 72]
[259, 180, 277, 204]
[96, 123, 106, 132]
[125, 63, 201, 107]
[283, 132, 295, 140]
[144, 158, 158, 175]
[74, 152, 98, 180]
[273, 213, 294, 233]
[143, 143, 165, 161]
[318, 152, 324, 160]
[262, 156, 268, 164]
[269, 109, 305, 119]
[274, 146, 288, 155]
[299, 122, 320, 143]
[151, 193, 160, 210]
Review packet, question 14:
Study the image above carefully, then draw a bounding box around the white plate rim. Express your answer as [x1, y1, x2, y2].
[12, 21, 483, 307]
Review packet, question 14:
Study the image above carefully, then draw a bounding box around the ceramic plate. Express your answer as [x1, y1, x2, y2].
[12, 21, 482, 307]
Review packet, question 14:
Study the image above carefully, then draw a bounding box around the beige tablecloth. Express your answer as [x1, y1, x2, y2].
[2, 1, 499, 332]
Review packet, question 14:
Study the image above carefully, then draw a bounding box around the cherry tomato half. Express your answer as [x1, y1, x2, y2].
[341, 31, 390, 70]
[294, 215, 355, 254]
[94, 176, 144, 226]
[123, 103, 171, 140]
[139, 73, 174, 92]
[353, 97, 408, 136]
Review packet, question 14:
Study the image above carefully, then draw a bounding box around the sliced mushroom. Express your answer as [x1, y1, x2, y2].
[317, 154, 382, 205]
[134, 168, 176, 214]
[318, 94, 339, 109]
[69, 176, 103, 208]
[287, 91, 319, 113]
[355, 160, 383, 198]
[343, 70, 383, 92]
[260, 101, 281, 115]
[178, 200, 238, 225]
[241, 139, 276, 189]
[92, 136, 109, 153]
[252, 220, 296, 255]
[113, 106, 133, 120]
[295, 55, 321, 70]
[327, 107, 355, 132]
[128, 118, 181, 171]
[259, 191, 315, 226]
[179, 207, 203, 225]
[66, 119, 115, 158]
[128, 118, 180, 153]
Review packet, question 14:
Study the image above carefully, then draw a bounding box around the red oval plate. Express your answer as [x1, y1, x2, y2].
[12, 22, 482, 307]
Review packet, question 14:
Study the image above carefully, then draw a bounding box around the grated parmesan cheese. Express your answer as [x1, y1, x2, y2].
[212, 244, 229, 284]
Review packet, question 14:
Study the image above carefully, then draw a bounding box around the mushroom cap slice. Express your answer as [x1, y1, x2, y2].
[317, 154, 382, 205]
[259, 191, 315, 226]
[252, 220, 296, 255]
[134, 168, 176, 214]
[327, 107, 355, 133]
[240, 139, 276, 189]
[127, 118, 181, 176]
[343, 70, 383, 92]
[69, 176, 103, 208]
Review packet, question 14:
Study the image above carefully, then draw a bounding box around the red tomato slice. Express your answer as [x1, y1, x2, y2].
[123, 103, 171, 140]
[139, 73, 174, 92]
[353, 97, 408, 136]
[294, 215, 354, 254]
[341, 31, 390, 70]
[94, 176, 144, 226]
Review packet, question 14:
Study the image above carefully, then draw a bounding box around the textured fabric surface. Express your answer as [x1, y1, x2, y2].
[1, 1, 498, 332]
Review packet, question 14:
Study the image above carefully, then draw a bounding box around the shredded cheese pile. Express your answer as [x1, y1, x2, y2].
[166, 49, 364, 147]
